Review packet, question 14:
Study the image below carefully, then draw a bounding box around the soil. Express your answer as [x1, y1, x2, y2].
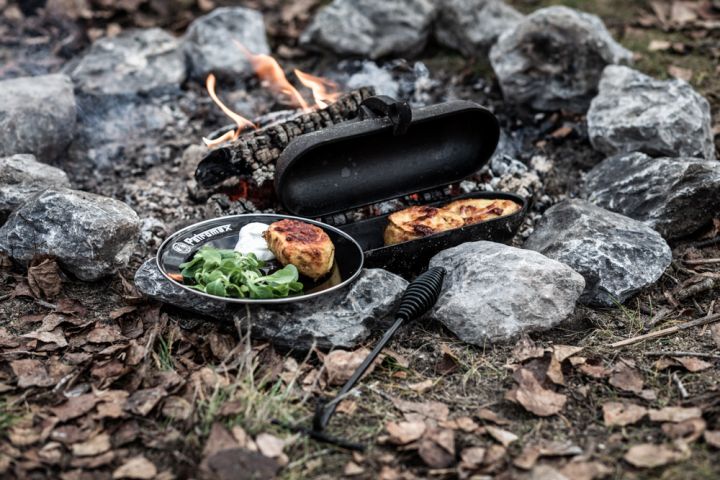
[1, 0, 719, 479]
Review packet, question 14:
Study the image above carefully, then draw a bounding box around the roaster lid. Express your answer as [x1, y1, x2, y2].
[275, 97, 500, 218]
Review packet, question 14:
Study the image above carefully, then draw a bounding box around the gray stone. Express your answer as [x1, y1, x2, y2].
[524, 200, 672, 307]
[70, 28, 186, 96]
[581, 152, 720, 240]
[0, 188, 140, 281]
[346, 61, 400, 98]
[587, 66, 716, 161]
[182, 7, 270, 80]
[0, 154, 70, 223]
[434, 0, 523, 55]
[300, 0, 436, 59]
[489, 6, 632, 112]
[429, 241, 585, 344]
[0, 74, 76, 162]
[134, 259, 408, 350]
[68, 92, 189, 171]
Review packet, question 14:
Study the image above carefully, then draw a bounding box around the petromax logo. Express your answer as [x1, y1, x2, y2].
[171, 224, 232, 254]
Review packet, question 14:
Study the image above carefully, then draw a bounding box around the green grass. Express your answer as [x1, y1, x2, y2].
[155, 335, 175, 371]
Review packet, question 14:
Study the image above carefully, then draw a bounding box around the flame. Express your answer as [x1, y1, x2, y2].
[203, 73, 257, 148]
[235, 41, 309, 110]
[294, 69, 341, 109]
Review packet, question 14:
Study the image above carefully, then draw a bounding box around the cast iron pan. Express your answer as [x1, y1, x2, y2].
[156, 214, 364, 304]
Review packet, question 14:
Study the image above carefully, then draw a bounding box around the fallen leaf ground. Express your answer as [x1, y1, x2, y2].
[1, 0, 720, 479]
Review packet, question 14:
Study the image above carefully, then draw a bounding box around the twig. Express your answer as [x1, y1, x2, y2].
[609, 313, 720, 348]
[683, 258, 720, 265]
[674, 277, 719, 302]
[672, 372, 689, 399]
[644, 351, 720, 360]
[690, 236, 720, 248]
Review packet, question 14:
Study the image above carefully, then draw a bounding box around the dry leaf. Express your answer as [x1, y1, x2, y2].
[10, 359, 54, 388]
[512, 335, 546, 363]
[386, 421, 426, 445]
[703, 430, 720, 448]
[71, 433, 111, 457]
[668, 65, 693, 82]
[324, 348, 374, 386]
[161, 396, 192, 421]
[392, 398, 449, 422]
[418, 428, 455, 468]
[514, 441, 583, 470]
[255, 433, 285, 458]
[51, 393, 99, 422]
[673, 356, 712, 372]
[670, 0, 698, 25]
[460, 447, 486, 470]
[603, 402, 648, 427]
[609, 361, 644, 394]
[485, 426, 517, 447]
[476, 408, 511, 426]
[578, 360, 610, 379]
[344, 461, 364, 476]
[648, 406, 702, 423]
[86, 324, 126, 344]
[710, 324, 720, 348]
[22, 328, 67, 348]
[27, 256, 63, 299]
[624, 442, 689, 468]
[648, 39, 671, 51]
[440, 416, 478, 433]
[662, 418, 706, 443]
[407, 379, 433, 394]
[513, 368, 567, 416]
[559, 461, 612, 480]
[112, 455, 157, 479]
[125, 387, 167, 416]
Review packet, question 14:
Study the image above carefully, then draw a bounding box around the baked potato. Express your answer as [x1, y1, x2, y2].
[384, 206, 464, 246]
[442, 198, 521, 225]
[263, 219, 335, 280]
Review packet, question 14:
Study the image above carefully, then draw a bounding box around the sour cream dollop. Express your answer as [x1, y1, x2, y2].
[234, 222, 275, 261]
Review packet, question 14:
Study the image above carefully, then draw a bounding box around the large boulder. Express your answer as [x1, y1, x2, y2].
[134, 260, 408, 350]
[587, 66, 716, 161]
[581, 152, 720, 240]
[0, 154, 70, 223]
[182, 7, 270, 81]
[429, 241, 585, 345]
[489, 6, 632, 112]
[0, 188, 140, 281]
[434, 0, 523, 56]
[524, 200, 672, 307]
[0, 74, 76, 162]
[70, 28, 186, 96]
[300, 0, 436, 59]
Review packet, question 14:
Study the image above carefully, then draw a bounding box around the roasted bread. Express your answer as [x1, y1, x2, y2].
[264, 219, 335, 280]
[384, 206, 464, 246]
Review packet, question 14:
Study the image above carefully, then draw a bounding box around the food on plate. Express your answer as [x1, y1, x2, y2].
[443, 198, 521, 225]
[383, 198, 521, 245]
[263, 219, 335, 280]
[384, 206, 464, 246]
[234, 222, 275, 261]
[178, 247, 303, 299]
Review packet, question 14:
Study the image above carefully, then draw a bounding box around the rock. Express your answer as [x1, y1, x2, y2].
[0, 188, 140, 281]
[581, 152, 720, 240]
[68, 92, 190, 171]
[0, 74, 76, 162]
[0, 154, 70, 223]
[587, 66, 716, 161]
[434, 0, 523, 55]
[134, 260, 408, 350]
[489, 6, 632, 112]
[346, 61, 400, 98]
[300, 0, 436, 59]
[429, 241, 585, 344]
[182, 7, 270, 81]
[524, 200, 672, 307]
[70, 28, 186, 96]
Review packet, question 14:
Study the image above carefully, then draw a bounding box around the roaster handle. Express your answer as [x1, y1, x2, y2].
[359, 96, 412, 136]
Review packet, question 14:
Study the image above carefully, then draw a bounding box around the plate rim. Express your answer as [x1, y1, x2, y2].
[156, 214, 365, 304]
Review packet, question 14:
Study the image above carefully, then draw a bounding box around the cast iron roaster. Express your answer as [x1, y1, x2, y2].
[274, 95, 529, 275]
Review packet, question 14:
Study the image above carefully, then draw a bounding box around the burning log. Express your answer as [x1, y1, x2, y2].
[195, 86, 376, 189]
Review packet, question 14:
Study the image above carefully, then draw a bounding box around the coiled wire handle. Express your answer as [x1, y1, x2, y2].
[313, 267, 447, 434]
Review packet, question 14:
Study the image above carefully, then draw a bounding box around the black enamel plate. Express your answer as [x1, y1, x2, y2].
[157, 214, 364, 304]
